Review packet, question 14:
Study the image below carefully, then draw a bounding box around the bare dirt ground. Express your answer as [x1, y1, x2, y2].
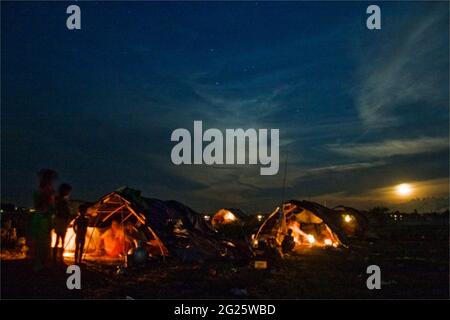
[2, 225, 448, 299]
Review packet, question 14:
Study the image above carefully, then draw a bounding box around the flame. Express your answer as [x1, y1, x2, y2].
[344, 215, 352, 223]
[286, 220, 339, 248]
[307, 234, 316, 244]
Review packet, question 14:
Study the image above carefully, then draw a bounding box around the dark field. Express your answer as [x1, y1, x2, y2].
[2, 223, 448, 299]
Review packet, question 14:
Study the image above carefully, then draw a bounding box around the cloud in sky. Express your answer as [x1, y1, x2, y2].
[328, 137, 449, 159]
[354, 5, 448, 128]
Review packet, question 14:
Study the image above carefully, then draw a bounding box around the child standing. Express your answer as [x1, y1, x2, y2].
[53, 183, 73, 263]
[73, 204, 89, 264]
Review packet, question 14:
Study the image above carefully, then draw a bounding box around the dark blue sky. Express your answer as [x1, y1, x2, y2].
[2, 1, 449, 212]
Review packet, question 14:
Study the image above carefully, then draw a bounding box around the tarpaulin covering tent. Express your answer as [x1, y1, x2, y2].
[210, 208, 254, 262]
[58, 187, 228, 261]
[254, 200, 347, 250]
[211, 208, 248, 229]
[333, 205, 369, 238]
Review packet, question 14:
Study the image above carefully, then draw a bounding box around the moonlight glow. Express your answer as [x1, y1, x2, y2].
[396, 183, 412, 196]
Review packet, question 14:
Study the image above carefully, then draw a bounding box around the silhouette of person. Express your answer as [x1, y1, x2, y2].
[281, 229, 295, 254]
[73, 204, 89, 264]
[53, 183, 72, 263]
[31, 169, 57, 271]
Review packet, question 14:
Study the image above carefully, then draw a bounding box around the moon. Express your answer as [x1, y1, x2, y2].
[396, 183, 412, 196]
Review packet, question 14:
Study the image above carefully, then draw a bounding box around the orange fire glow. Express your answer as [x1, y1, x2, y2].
[286, 221, 309, 244]
[51, 227, 102, 256]
[286, 220, 339, 248]
[224, 211, 236, 221]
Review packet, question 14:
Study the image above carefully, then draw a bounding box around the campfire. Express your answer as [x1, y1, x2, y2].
[51, 226, 101, 258]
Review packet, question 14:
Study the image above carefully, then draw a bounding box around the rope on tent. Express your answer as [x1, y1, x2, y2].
[51, 218, 76, 253]
[120, 201, 126, 267]
[82, 194, 116, 262]
[280, 150, 289, 210]
[63, 221, 76, 251]
[146, 226, 167, 262]
[276, 150, 289, 241]
[100, 204, 126, 223]
[253, 207, 279, 243]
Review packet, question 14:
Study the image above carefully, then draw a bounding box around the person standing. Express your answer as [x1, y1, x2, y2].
[53, 183, 72, 263]
[31, 169, 57, 271]
[73, 204, 89, 265]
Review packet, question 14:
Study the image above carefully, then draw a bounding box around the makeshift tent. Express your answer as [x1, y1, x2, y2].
[55, 187, 228, 262]
[254, 200, 346, 250]
[211, 208, 247, 229]
[210, 208, 254, 262]
[333, 206, 369, 238]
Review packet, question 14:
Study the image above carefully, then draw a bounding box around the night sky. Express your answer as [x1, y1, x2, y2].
[2, 1, 449, 213]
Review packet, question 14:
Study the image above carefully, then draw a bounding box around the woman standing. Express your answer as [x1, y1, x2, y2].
[31, 169, 57, 271]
